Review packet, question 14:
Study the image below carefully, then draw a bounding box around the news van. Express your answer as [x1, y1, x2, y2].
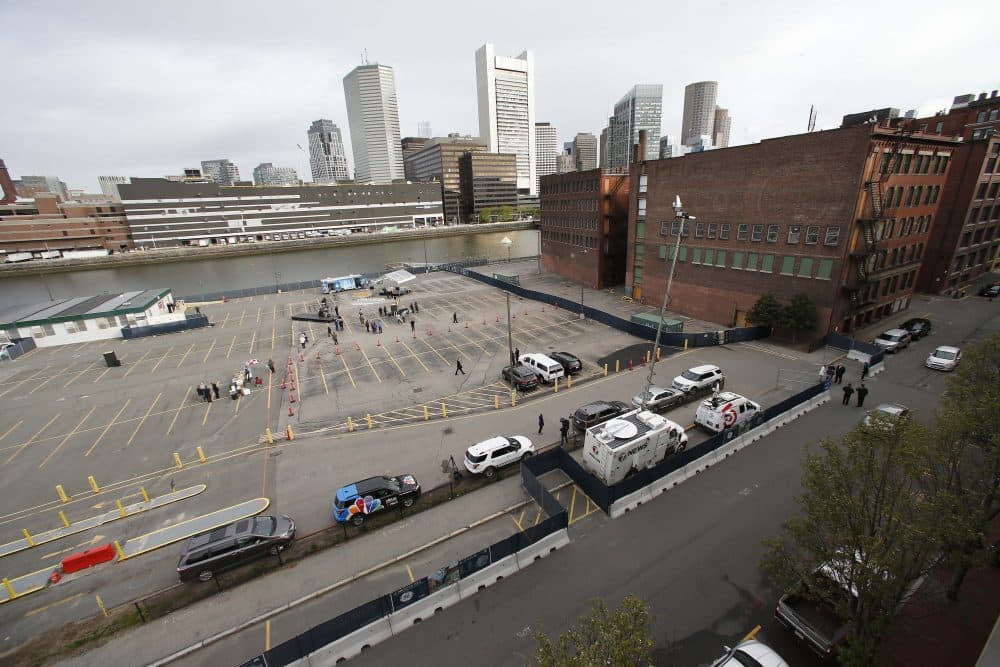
[694, 391, 761, 433]
[582, 409, 687, 486]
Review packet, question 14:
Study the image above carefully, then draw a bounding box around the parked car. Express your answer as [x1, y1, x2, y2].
[978, 284, 999, 297]
[695, 392, 761, 433]
[501, 364, 539, 390]
[864, 402, 911, 428]
[549, 351, 583, 375]
[710, 639, 789, 667]
[572, 400, 630, 432]
[873, 328, 911, 353]
[176, 515, 295, 582]
[899, 317, 932, 340]
[464, 435, 534, 478]
[332, 475, 421, 526]
[926, 345, 961, 371]
[672, 364, 725, 394]
[518, 352, 566, 384]
[631, 386, 686, 413]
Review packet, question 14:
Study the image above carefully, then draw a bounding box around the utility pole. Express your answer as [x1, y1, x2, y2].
[641, 195, 695, 410]
[506, 292, 514, 365]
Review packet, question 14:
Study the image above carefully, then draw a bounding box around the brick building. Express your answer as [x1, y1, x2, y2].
[626, 124, 958, 338]
[538, 168, 629, 289]
[0, 194, 133, 255]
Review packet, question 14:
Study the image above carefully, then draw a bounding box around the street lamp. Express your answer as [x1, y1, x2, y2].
[500, 235, 512, 264]
[641, 195, 695, 410]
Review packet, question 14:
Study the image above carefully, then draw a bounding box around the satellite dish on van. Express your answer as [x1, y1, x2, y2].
[604, 419, 638, 439]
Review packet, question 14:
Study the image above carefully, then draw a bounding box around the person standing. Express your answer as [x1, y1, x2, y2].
[455, 359, 465, 375]
[861, 361, 870, 379]
[365, 320, 370, 333]
[818, 365, 827, 382]
[842, 383, 854, 405]
[538, 413, 544, 435]
[196, 382, 207, 401]
[299, 333, 306, 349]
[267, 358, 275, 373]
[514, 347, 520, 363]
[410, 319, 416, 333]
[327, 325, 332, 338]
[559, 417, 569, 446]
[212, 381, 220, 400]
[334, 305, 339, 317]
[835, 364, 846, 384]
[856, 383, 869, 407]
[332, 331, 338, 345]
[453, 312, 458, 324]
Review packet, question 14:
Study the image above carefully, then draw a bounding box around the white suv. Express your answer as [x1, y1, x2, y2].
[874, 328, 910, 353]
[464, 436, 534, 478]
[672, 364, 725, 394]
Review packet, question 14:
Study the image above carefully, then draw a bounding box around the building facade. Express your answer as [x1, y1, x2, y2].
[682, 81, 718, 147]
[626, 125, 957, 338]
[117, 179, 443, 247]
[0, 195, 132, 256]
[535, 122, 559, 194]
[401, 137, 429, 175]
[343, 64, 405, 184]
[458, 152, 518, 222]
[557, 152, 576, 174]
[658, 135, 679, 159]
[307, 120, 350, 183]
[573, 133, 598, 171]
[98, 176, 130, 201]
[539, 168, 630, 289]
[252, 163, 299, 186]
[712, 107, 732, 148]
[606, 85, 662, 172]
[13, 175, 69, 201]
[404, 135, 487, 224]
[200, 159, 241, 186]
[475, 43, 536, 195]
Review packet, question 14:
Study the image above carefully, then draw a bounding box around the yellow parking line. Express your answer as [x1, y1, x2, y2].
[127, 393, 161, 446]
[406, 564, 415, 583]
[397, 339, 431, 373]
[419, 338, 449, 365]
[63, 360, 96, 388]
[202, 337, 217, 364]
[166, 387, 191, 436]
[5, 413, 60, 465]
[339, 353, 356, 389]
[740, 625, 762, 642]
[149, 346, 175, 374]
[91, 363, 115, 384]
[39, 406, 95, 468]
[359, 347, 381, 382]
[248, 329, 257, 356]
[218, 312, 230, 329]
[511, 509, 525, 531]
[85, 399, 131, 456]
[256, 306, 262, 324]
[226, 335, 237, 359]
[24, 592, 84, 618]
[123, 349, 152, 377]
[235, 393, 242, 415]
[0, 365, 50, 398]
[238, 308, 247, 326]
[270, 324, 275, 352]
[202, 401, 212, 426]
[317, 357, 329, 395]
[265, 619, 271, 651]
[175, 342, 196, 368]
[271, 304, 276, 322]
[0, 419, 23, 444]
[382, 346, 406, 378]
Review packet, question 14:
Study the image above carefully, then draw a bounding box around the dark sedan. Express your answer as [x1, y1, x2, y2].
[899, 317, 932, 340]
[550, 351, 583, 375]
[572, 400, 630, 432]
[502, 364, 539, 390]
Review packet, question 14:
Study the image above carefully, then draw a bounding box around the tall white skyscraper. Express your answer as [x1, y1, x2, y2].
[307, 119, 350, 183]
[475, 43, 536, 196]
[343, 64, 404, 184]
[200, 159, 241, 186]
[534, 122, 558, 193]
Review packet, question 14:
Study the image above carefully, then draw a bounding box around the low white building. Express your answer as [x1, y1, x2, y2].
[0, 289, 179, 348]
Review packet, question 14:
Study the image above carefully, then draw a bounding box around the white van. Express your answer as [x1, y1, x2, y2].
[694, 391, 761, 433]
[518, 353, 565, 384]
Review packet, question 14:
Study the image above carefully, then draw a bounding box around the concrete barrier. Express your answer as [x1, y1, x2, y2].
[514, 529, 569, 570]
[387, 585, 460, 632]
[457, 554, 518, 599]
[305, 617, 393, 666]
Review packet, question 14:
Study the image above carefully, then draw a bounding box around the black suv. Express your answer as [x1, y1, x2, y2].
[502, 364, 539, 390]
[177, 515, 295, 582]
[550, 351, 583, 375]
[572, 400, 630, 432]
[899, 317, 932, 340]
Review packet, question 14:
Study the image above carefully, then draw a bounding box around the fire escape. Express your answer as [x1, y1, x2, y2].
[844, 148, 895, 310]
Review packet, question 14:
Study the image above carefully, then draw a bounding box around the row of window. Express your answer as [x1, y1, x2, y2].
[882, 185, 941, 209]
[542, 229, 597, 248]
[543, 217, 599, 230]
[974, 181, 1000, 201]
[879, 216, 932, 240]
[881, 151, 950, 175]
[968, 203, 1000, 224]
[960, 225, 1000, 248]
[634, 244, 836, 281]
[646, 220, 842, 247]
[539, 176, 599, 196]
[856, 270, 919, 302]
[952, 243, 1000, 272]
[28, 315, 131, 338]
[544, 200, 599, 212]
[877, 243, 925, 270]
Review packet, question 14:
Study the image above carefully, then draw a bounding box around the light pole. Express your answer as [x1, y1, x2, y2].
[641, 195, 695, 410]
[500, 236, 512, 264]
[571, 248, 588, 319]
[506, 292, 514, 366]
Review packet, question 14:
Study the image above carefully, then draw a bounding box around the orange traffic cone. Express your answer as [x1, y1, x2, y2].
[396, 335, 400, 343]
[288, 406, 294, 417]
[628, 359, 633, 371]
[289, 391, 296, 403]
[335, 345, 341, 355]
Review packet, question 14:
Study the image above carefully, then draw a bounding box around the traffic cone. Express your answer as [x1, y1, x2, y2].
[316, 351, 321, 359]
[288, 406, 294, 417]
[629, 359, 633, 371]
[395, 335, 400, 343]
[335, 345, 341, 355]
[289, 391, 296, 403]
[299, 353, 304, 362]
[496, 315, 500, 322]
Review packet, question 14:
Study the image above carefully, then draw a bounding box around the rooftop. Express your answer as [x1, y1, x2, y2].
[0, 288, 170, 329]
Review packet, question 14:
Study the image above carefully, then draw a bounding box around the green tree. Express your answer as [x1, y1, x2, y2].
[498, 205, 515, 222]
[760, 416, 946, 666]
[745, 292, 783, 329]
[478, 207, 494, 224]
[523, 206, 541, 220]
[531, 594, 654, 667]
[781, 292, 817, 343]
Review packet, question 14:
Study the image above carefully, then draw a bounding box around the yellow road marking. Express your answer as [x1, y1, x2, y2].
[512, 509, 525, 531]
[202, 337, 217, 364]
[265, 619, 271, 651]
[149, 345, 175, 374]
[85, 399, 131, 456]
[235, 392, 242, 415]
[219, 312, 230, 329]
[0, 365, 50, 398]
[359, 347, 381, 382]
[127, 393, 161, 446]
[381, 346, 406, 378]
[248, 329, 257, 356]
[419, 338, 449, 365]
[226, 335, 237, 359]
[398, 339, 431, 373]
[24, 592, 84, 618]
[167, 388, 191, 437]
[0, 420, 22, 444]
[175, 342, 196, 368]
[339, 353, 356, 389]
[256, 306, 262, 324]
[741, 625, 762, 642]
[271, 304, 276, 322]
[238, 308, 246, 326]
[569, 487, 577, 522]
[122, 349, 152, 377]
[5, 413, 61, 464]
[270, 324, 275, 352]
[63, 360, 97, 388]
[202, 400, 212, 426]
[533, 506, 542, 526]
[91, 363, 115, 384]
[39, 406, 95, 468]
[317, 356, 329, 395]
[406, 564, 415, 583]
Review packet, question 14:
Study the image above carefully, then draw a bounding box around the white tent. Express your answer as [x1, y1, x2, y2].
[378, 269, 416, 290]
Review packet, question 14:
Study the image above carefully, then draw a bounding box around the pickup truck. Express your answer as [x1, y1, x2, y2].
[774, 571, 852, 658]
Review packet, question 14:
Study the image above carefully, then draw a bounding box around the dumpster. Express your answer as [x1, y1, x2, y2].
[103, 351, 122, 367]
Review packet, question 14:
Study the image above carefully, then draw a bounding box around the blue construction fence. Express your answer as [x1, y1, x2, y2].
[449, 266, 769, 347]
[824, 331, 885, 366]
[120, 313, 210, 340]
[0, 337, 36, 362]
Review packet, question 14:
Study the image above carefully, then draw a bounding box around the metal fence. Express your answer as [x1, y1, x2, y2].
[824, 331, 885, 365]
[120, 313, 210, 340]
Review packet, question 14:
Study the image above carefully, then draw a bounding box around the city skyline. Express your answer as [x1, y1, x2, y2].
[1, 0, 995, 191]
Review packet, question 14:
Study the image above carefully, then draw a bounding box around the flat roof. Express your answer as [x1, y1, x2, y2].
[0, 288, 171, 329]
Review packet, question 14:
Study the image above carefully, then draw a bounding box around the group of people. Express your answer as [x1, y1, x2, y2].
[196, 381, 220, 402]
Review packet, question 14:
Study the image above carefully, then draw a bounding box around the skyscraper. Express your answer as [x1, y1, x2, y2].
[606, 85, 662, 171]
[475, 43, 536, 195]
[658, 135, 679, 159]
[417, 121, 432, 138]
[534, 122, 558, 194]
[712, 107, 732, 148]
[343, 64, 404, 184]
[252, 163, 299, 186]
[200, 159, 241, 186]
[307, 120, 349, 183]
[573, 132, 598, 171]
[682, 81, 718, 146]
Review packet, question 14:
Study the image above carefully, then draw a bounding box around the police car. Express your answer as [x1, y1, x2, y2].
[332, 475, 421, 526]
[694, 391, 761, 433]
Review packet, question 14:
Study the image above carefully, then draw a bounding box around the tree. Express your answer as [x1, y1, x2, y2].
[498, 205, 515, 222]
[478, 207, 494, 224]
[760, 415, 946, 666]
[923, 333, 1000, 599]
[781, 292, 817, 343]
[531, 594, 654, 667]
[523, 206, 541, 220]
[745, 292, 783, 329]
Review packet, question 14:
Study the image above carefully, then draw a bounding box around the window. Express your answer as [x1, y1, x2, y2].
[824, 226, 840, 246]
[695, 222, 705, 238]
[636, 221, 645, 239]
[780, 256, 795, 275]
[816, 259, 833, 280]
[720, 223, 730, 240]
[637, 198, 646, 216]
[798, 257, 814, 277]
[667, 245, 676, 260]
[935, 121, 944, 133]
[751, 224, 764, 241]
[691, 247, 702, 264]
[976, 183, 988, 200]
[737, 223, 749, 240]
[633, 267, 643, 283]
[732, 251, 744, 269]
[707, 223, 717, 239]
[704, 248, 714, 265]
[634, 243, 644, 256]
[805, 225, 820, 244]
[914, 186, 923, 205]
[658, 244, 667, 260]
[905, 187, 915, 206]
[746, 253, 758, 271]
[716, 250, 726, 267]
[787, 225, 801, 244]
[639, 175, 647, 193]
[678, 246, 687, 261]
[900, 153, 912, 173]
[766, 224, 780, 242]
[760, 254, 775, 272]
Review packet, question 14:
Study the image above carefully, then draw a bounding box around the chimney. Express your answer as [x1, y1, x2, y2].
[978, 92, 987, 101]
[0, 159, 17, 205]
[632, 130, 649, 165]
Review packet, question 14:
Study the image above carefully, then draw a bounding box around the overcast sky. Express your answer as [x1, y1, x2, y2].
[2, 0, 997, 192]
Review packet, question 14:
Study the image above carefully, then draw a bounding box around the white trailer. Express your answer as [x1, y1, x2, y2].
[374, 269, 416, 296]
[581, 409, 688, 486]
